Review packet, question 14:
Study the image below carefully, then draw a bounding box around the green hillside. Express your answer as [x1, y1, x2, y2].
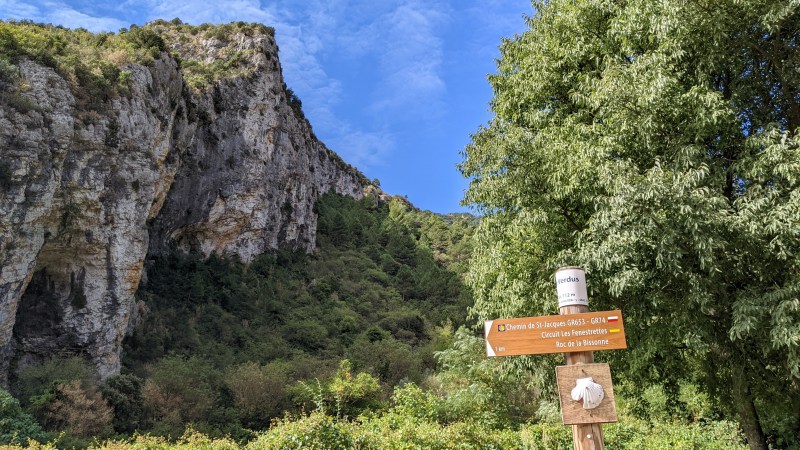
[4, 192, 478, 442]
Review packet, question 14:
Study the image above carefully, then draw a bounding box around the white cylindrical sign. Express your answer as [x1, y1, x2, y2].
[555, 266, 588, 308]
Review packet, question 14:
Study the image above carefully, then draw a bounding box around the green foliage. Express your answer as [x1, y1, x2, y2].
[292, 360, 382, 419]
[12, 357, 113, 444]
[146, 19, 274, 42]
[0, 20, 159, 111]
[100, 374, 144, 434]
[224, 361, 290, 429]
[179, 50, 256, 89]
[13, 356, 92, 407]
[0, 385, 748, 449]
[519, 419, 747, 450]
[141, 356, 221, 436]
[121, 26, 165, 57]
[250, 397, 745, 450]
[460, 0, 800, 447]
[246, 412, 368, 450]
[283, 83, 305, 122]
[126, 192, 472, 367]
[0, 388, 46, 445]
[605, 419, 747, 450]
[0, 20, 275, 111]
[4, 91, 38, 114]
[0, 56, 19, 82]
[245, 409, 521, 450]
[428, 327, 542, 427]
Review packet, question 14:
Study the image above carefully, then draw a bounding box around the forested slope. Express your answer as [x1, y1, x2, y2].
[2, 193, 477, 443]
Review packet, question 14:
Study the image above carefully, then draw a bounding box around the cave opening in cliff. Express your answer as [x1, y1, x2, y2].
[8, 268, 87, 388]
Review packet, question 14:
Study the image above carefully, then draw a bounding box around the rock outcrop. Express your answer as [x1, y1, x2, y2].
[0, 22, 371, 384]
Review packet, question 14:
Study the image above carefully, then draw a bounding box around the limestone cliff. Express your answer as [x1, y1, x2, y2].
[0, 21, 372, 383]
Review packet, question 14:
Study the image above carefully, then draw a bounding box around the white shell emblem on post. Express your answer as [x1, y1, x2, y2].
[555, 266, 589, 307]
[571, 377, 605, 410]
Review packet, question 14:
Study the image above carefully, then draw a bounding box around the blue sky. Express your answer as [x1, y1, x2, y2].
[0, 0, 533, 213]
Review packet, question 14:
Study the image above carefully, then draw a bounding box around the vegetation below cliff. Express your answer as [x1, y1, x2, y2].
[2, 193, 476, 443]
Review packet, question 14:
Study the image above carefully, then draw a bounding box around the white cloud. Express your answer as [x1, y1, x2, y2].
[370, 1, 448, 118]
[463, 0, 532, 59]
[133, 0, 277, 26]
[46, 5, 127, 31]
[0, 0, 41, 20]
[272, 20, 342, 113]
[0, 0, 127, 31]
[328, 128, 395, 169]
[325, 0, 449, 120]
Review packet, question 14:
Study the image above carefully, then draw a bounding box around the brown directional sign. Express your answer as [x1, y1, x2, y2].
[556, 363, 618, 424]
[484, 310, 626, 357]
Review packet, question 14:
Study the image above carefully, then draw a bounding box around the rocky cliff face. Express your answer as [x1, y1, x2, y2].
[0, 22, 371, 383]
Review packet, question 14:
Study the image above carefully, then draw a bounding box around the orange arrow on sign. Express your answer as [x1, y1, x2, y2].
[484, 310, 627, 357]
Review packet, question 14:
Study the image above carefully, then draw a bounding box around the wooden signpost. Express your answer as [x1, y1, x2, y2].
[484, 267, 626, 450]
[484, 310, 626, 357]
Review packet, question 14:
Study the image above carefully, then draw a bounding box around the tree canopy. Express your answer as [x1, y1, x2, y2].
[460, 1, 799, 449]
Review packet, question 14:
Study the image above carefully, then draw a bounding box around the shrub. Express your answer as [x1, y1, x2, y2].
[100, 374, 144, 434]
[388, 383, 440, 421]
[0, 20, 158, 112]
[6, 91, 38, 113]
[34, 380, 113, 438]
[0, 57, 18, 83]
[225, 361, 290, 429]
[122, 27, 165, 57]
[282, 83, 305, 122]
[141, 356, 220, 433]
[0, 388, 46, 445]
[245, 412, 369, 450]
[260, 409, 522, 450]
[292, 360, 382, 419]
[14, 356, 93, 406]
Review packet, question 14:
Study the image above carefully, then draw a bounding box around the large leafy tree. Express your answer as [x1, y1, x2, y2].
[461, 1, 799, 449]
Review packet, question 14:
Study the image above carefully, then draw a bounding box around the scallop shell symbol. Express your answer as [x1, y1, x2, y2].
[571, 376, 605, 410]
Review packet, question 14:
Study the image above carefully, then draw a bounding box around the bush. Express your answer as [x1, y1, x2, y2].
[283, 84, 305, 122]
[14, 356, 93, 406]
[0, 20, 161, 112]
[122, 27, 165, 56]
[100, 374, 144, 434]
[34, 380, 113, 438]
[247, 412, 369, 450]
[516, 417, 747, 450]
[0, 57, 18, 82]
[254, 410, 521, 450]
[430, 327, 542, 427]
[6, 91, 38, 113]
[0, 388, 46, 445]
[388, 383, 440, 421]
[225, 361, 290, 429]
[292, 360, 382, 419]
[141, 356, 220, 434]
[604, 419, 747, 450]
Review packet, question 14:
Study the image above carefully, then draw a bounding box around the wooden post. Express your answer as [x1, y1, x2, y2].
[558, 275, 606, 450]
